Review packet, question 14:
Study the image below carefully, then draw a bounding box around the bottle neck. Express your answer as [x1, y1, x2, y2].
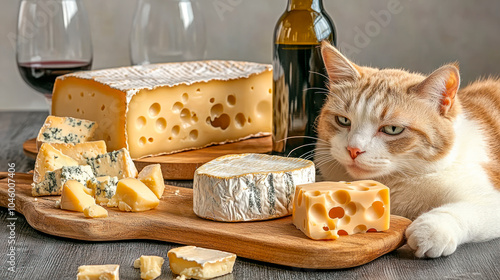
[287, 0, 322, 12]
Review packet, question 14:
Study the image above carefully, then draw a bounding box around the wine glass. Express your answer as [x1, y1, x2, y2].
[16, 0, 93, 110]
[130, 0, 206, 65]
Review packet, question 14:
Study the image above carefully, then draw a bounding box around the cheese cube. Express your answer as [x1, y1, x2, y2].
[32, 165, 95, 196]
[33, 143, 78, 183]
[49, 140, 107, 165]
[77, 264, 119, 280]
[36, 116, 97, 150]
[87, 176, 118, 205]
[86, 148, 138, 179]
[83, 204, 108, 218]
[133, 255, 164, 280]
[60, 180, 96, 212]
[107, 178, 159, 212]
[51, 60, 272, 158]
[293, 181, 390, 240]
[137, 164, 165, 199]
[168, 246, 236, 280]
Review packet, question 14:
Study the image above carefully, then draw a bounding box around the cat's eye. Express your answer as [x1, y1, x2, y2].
[336, 116, 351, 127]
[381, 125, 405, 135]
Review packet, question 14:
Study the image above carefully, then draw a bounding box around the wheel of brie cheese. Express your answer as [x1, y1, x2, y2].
[193, 153, 315, 222]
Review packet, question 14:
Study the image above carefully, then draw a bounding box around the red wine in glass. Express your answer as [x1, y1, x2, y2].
[17, 60, 92, 98]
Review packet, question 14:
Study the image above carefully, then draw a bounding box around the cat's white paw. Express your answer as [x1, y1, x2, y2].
[406, 212, 460, 258]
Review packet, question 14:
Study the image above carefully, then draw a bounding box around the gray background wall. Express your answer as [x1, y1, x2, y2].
[1, 0, 500, 111]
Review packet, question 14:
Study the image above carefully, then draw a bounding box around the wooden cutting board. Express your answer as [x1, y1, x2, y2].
[23, 136, 272, 180]
[0, 172, 411, 269]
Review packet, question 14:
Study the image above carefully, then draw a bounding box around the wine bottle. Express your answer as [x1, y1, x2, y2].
[272, 0, 336, 158]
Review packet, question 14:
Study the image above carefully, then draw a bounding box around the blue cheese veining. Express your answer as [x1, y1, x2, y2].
[32, 165, 95, 196]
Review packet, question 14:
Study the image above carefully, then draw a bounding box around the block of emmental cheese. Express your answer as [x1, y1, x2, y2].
[77, 264, 119, 280]
[36, 116, 97, 150]
[50, 140, 107, 165]
[107, 178, 159, 212]
[193, 153, 315, 222]
[87, 176, 118, 205]
[293, 181, 390, 240]
[83, 204, 108, 218]
[137, 164, 165, 199]
[86, 148, 138, 179]
[32, 165, 95, 196]
[168, 246, 236, 280]
[133, 255, 164, 280]
[60, 180, 96, 212]
[33, 143, 78, 183]
[51, 60, 273, 158]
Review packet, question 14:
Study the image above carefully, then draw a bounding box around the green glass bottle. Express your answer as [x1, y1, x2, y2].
[272, 0, 336, 158]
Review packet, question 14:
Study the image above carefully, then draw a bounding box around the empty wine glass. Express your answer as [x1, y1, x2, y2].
[16, 0, 93, 110]
[130, 0, 206, 65]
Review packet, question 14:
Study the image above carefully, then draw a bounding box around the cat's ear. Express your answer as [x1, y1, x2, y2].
[414, 64, 460, 115]
[321, 41, 361, 83]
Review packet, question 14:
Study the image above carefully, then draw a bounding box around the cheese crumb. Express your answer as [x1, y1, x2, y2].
[174, 275, 186, 280]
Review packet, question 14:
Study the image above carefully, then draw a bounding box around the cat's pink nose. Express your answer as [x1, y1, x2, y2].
[347, 147, 365, 160]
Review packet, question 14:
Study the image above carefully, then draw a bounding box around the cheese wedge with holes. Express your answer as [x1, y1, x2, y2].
[133, 255, 164, 280]
[168, 246, 236, 280]
[138, 164, 165, 199]
[107, 178, 159, 212]
[51, 60, 272, 158]
[50, 140, 107, 165]
[86, 148, 138, 179]
[77, 264, 119, 280]
[60, 180, 96, 212]
[36, 116, 97, 150]
[193, 153, 315, 222]
[32, 165, 95, 196]
[293, 181, 390, 240]
[33, 143, 79, 183]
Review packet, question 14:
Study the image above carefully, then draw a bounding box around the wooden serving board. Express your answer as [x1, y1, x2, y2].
[0, 172, 411, 269]
[23, 136, 272, 180]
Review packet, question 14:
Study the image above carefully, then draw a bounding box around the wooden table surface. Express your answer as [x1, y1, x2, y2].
[0, 111, 499, 280]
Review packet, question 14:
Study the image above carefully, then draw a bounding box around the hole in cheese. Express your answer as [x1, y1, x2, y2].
[366, 201, 385, 220]
[345, 202, 357, 215]
[310, 203, 327, 223]
[139, 137, 147, 146]
[248, 117, 252, 123]
[328, 207, 345, 219]
[156, 118, 167, 132]
[209, 114, 230, 130]
[180, 108, 191, 124]
[354, 224, 367, 234]
[377, 189, 390, 205]
[137, 116, 147, 129]
[182, 93, 189, 103]
[68, 94, 72, 100]
[367, 228, 377, 232]
[192, 113, 198, 123]
[256, 100, 271, 118]
[227, 95, 236, 106]
[80, 92, 84, 97]
[350, 186, 370, 191]
[209, 98, 215, 103]
[338, 230, 348, 236]
[91, 93, 95, 97]
[189, 130, 198, 141]
[172, 126, 180, 137]
[149, 103, 161, 117]
[210, 104, 224, 118]
[148, 137, 154, 143]
[332, 190, 350, 204]
[251, 86, 254, 90]
[235, 113, 246, 128]
[323, 226, 329, 231]
[268, 88, 272, 94]
[172, 102, 183, 113]
[101, 105, 106, 111]
[297, 190, 303, 207]
[338, 215, 351, 226]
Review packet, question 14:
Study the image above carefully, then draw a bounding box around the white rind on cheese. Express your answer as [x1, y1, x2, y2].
[193, 153, 315, 222]
[52, 60, 273, 158]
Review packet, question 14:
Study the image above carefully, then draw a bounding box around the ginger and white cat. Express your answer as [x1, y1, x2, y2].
[315, 41, 500, 258]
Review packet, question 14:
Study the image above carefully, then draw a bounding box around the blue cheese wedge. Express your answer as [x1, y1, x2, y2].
[87, 176, 118, 205]
[33, 143, 79, 183]
[86, 148, 138, 179]
[193, 153, 315, 222]
[32, 165, 95, 196]
[36, 116, 97, 150]
[49, 140, 107, 165]
[168, 246, 236, 280]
